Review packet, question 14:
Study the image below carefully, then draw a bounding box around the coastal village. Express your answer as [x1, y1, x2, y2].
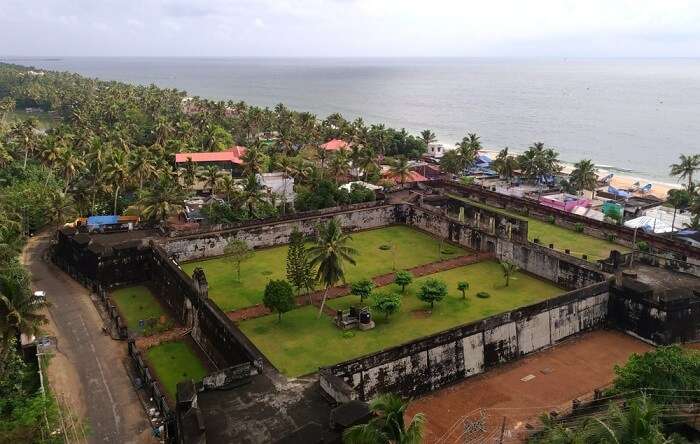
[0, 63, 699, 444]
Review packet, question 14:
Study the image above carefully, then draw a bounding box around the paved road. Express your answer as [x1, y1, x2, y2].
[22, 233, 153, 444]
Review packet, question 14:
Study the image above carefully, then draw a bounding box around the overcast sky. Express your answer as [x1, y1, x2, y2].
[2, 0, 699, 57]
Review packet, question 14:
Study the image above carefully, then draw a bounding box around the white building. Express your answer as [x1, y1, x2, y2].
[426, 142, 455, 159]
[257, 172, 295, 207]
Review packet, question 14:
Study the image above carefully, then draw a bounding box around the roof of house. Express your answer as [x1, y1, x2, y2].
[320, 139, 349, 151]
[175, 146, 247, 164]
[383, 170, 429, 184]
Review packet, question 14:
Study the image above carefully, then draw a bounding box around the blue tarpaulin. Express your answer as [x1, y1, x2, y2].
[475, 154, 492, 165]
[607, 186, 631, 198]
[87, 215, 119, 226]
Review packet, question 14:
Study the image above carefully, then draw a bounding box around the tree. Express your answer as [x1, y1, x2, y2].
[350, 278, 374, 304]
[286, 227, 314, 300]
[390, 155, 411, 185]
[47, 190, 76, 229]
[612, 346, 700, 405]
[372, 292, 401, 320]
[0, 270, 49, 372]
[670, 153, 700, 188]
[570, 159, 598, 196]
[394, 270, 413, 293]
[180, 157, 198, 190]
[666, 189, 690, 235]
[9, 119, 39, 170]
[343, 393, 425, 444]
[491, 147, 519, 184]
[137, 175, 185, 223]
[56, 147, 85, 193]
[439, 150, 462, 175]
[128, 146, 156, 192]
[104, 149, 129, 214]
[500, 260, 518, 287]
[224, 239, 253, 282]
[242, 142, 266, 176]
[198, 165, 223, 194]
[518, 142, 561, 188]
[454, 133, 481, 171]
[417, 278, 447, 310]
[457, 281, 469, 299]
[420, 129, 437, 148]
[307, 218, 357, 318]
[263, 280, 295, 322]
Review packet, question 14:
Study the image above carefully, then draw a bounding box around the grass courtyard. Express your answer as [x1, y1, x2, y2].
[181, 226, 469, 312]
[145, 340, 209, 400]
[449, 195, 629, 261]
[111, 285, 168, 331]
[238, 260, 563, 377]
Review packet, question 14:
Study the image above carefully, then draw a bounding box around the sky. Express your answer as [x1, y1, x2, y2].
[2, 0, 700, 57]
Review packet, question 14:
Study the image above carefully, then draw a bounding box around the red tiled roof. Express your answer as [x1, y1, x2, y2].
[384, 170, 429, 184]
[320, 139, 349, 151]
[175, 146, 247, 164]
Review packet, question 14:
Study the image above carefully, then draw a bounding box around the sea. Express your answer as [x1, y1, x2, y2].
[5, 57, 700, 182]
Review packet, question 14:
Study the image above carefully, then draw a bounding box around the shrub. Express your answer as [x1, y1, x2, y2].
[372, 292, 402, 320]
[574, 222, 584, 233]
[636, 241, 650, 252]
[263, 280, 295, 322]
[476, 291, 490, 299]
[379, 244, 391, 250]
[457, 281, 469, 299]
[547, 215, 555, 224]
[350, 279, 374, 303]
[607, 233, 617, 243]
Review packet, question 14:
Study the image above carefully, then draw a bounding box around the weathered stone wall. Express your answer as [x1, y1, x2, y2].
[322, 283, 610, 401]
[609, 280, 700, 344]
[164, 204, 399, 262]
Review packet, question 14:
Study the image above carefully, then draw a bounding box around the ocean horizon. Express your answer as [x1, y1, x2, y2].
[6, 56, 700, 182]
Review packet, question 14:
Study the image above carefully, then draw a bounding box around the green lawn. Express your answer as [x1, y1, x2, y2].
[181, 226, 468, 312]
[111, 285, 168, 330]
[238, 260, 562, 377]
[449, 195, 629, 261]
[145, 340, 209, 400]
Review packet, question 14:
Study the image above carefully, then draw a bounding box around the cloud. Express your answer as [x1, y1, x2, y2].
[0, 0, 698, 56]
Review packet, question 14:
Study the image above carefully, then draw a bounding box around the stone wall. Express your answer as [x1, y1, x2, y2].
[321, 283, 610, 401]
[164, 204, 399, 262]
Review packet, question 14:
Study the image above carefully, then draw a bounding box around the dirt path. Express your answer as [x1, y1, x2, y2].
[227, 252, 494, 322]
[134, 327, 190, 350]
[407, 329, 652, 443]
[22, 233, 155, 444]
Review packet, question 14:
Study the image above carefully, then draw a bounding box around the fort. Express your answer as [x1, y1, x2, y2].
[51, 180, 700, 443]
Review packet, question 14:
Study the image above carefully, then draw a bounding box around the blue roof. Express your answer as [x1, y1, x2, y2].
[475, 155, 492, 165]
[87, 215, 119, 226]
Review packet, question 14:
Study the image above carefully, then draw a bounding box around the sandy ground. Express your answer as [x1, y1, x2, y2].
[22, 233, 156, 444]
[407, 329, 652, 443]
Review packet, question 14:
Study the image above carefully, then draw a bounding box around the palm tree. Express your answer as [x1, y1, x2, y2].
[137, 175, 185, 223]
[667, 189, 690, 235]
[343, 394, 426, 444]
[217, 175, 239, 204]
[47, 191, 77, 228]
[420, 129, 437, 148]
[329, 149, 351, 181]
[180, 157, 198, 191]
[198, 165, 223, 194]
[390, 155, 411, 185]
[500, 260, 518, 287]
[128, 146, 157, 192]
[0, 274, 49, 372]
[307, 218, 357, 318]
[57, 147, 85, 193]
[242, 142, 266, 176]
[491, 147, 519, 184]
[455, 133, 481, 171]
[104, 150, 129, 215]
[10, 118, 39, 169]
[570, 159, 598, 196]
[670, 154, 700, 188]
[240, 174, 266, 218]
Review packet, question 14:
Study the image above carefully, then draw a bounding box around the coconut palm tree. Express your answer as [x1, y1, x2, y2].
[104, 150, 129, 214]
[57, 147, 85, 193]
[137, 175, 185, 223]
[217, 175, 239, 204]
[240, 174, 266, 218]
[128, 146, 157, 192]
[242, 142, 266, 176]
[47, 190, 77, 228]
[667, 188, 690, 235]
[343, 393, 426, 444]
[10, 118, 39, 169]
[491, 147, 519, 184]
[329, 149, 351, 181]
[570, 159, 598, 196]
[390, 155, 411, 185]
[179, 157, 198, 191]
[0, 273, 49, 372]
[420, 129, 437, 148]
[500, 260, 518, 287]
[198, 165, 223, 194]
[670, 154, 700, 188]
[455, 133, 481, 171]
[307, 218, 357, 318]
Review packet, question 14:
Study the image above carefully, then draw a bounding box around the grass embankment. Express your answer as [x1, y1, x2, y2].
[111, 285, 168, 330]
[181, 225, 468, 312]
[239, 260, 562, 377]
[145, 340, 208, 400]
[450, 195, 629, 261]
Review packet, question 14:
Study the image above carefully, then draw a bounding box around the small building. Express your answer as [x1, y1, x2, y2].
[338, 181, 382, 192]
[256, 172, 295, 206]
[174, 146, 247, 175]
[382, 170, 429, 185]
[425, 142, 455, 159]
[320, 139, 349, 151]
[539, 193, 592, 213]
